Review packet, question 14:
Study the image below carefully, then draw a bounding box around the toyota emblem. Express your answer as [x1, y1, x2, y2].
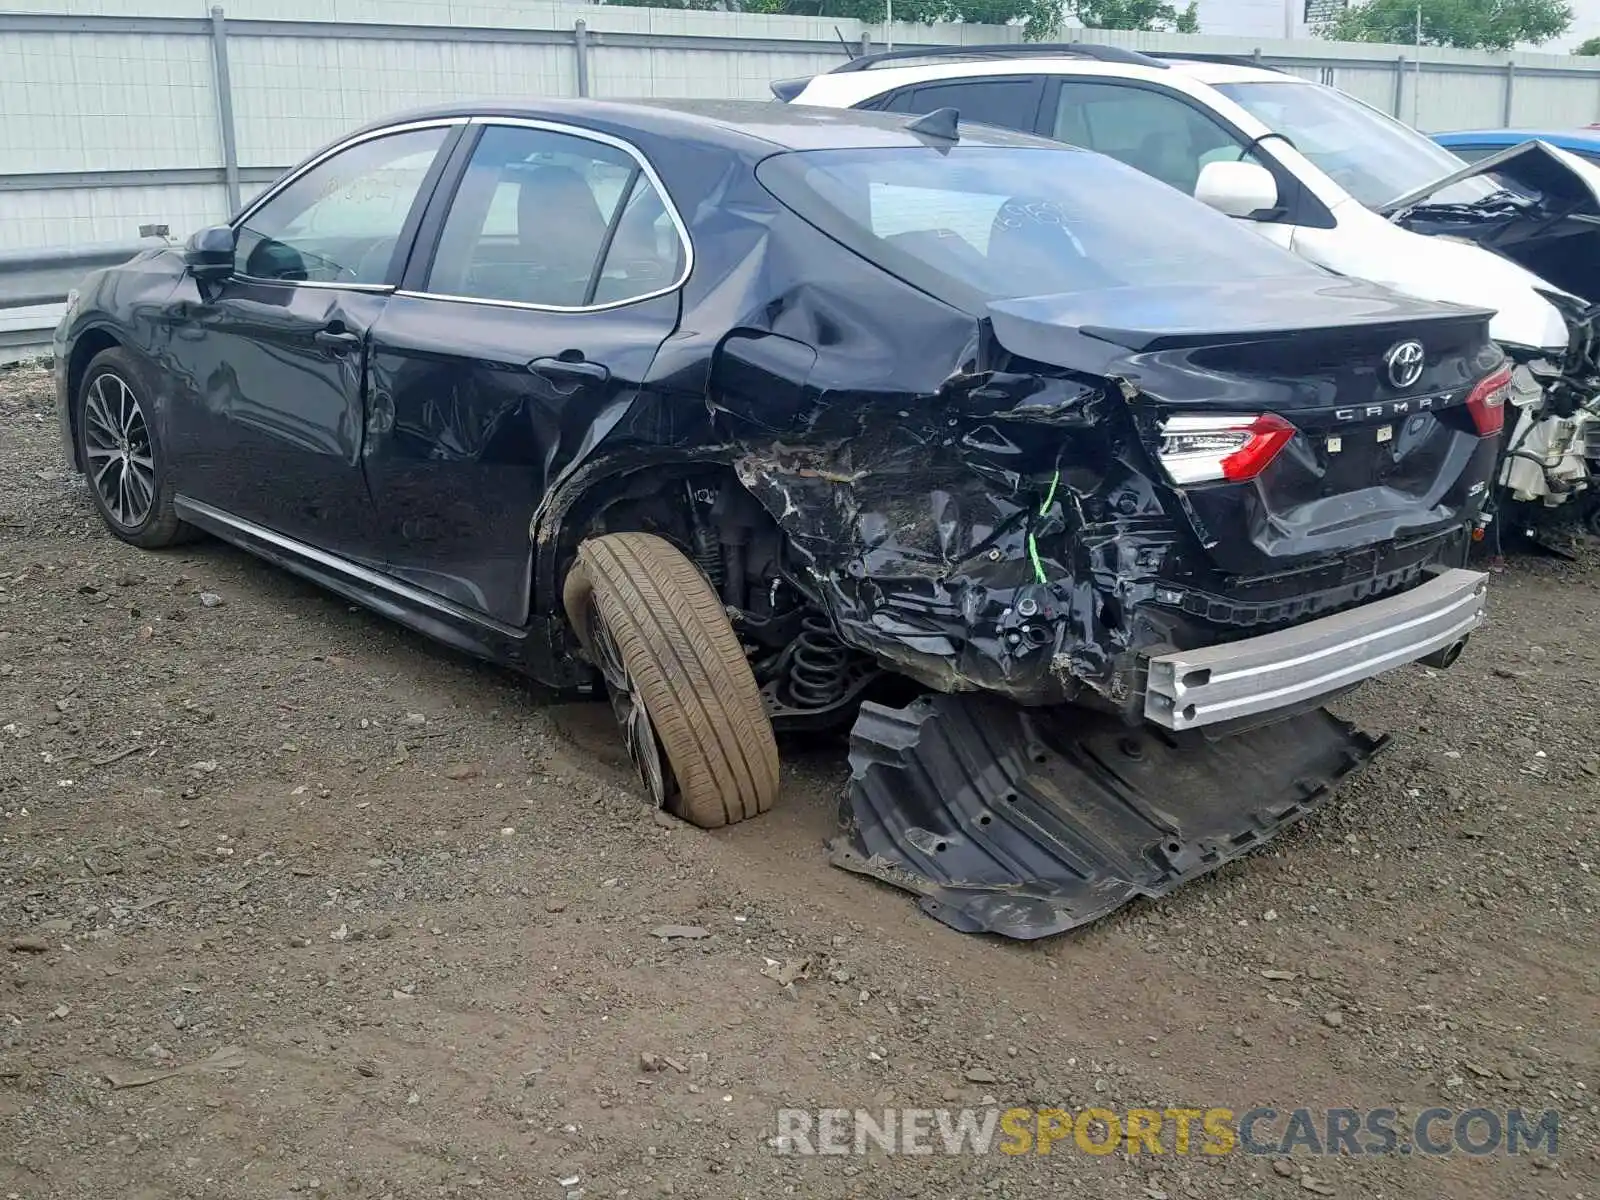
[1385, 341, 1425, 389]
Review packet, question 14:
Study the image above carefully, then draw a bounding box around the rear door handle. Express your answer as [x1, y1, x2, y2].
[529, 355, 610, 387]
[314, 328, 361, 353]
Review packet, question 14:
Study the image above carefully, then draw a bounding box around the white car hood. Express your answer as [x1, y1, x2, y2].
[1382, 138, 1600, 214]
[1295, 199, 1573, 352]
[1380, 139, 1600, 310]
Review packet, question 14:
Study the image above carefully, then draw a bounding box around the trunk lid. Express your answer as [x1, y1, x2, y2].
[1380, 139, 1600, 304]
[985, 279, 1501, 578]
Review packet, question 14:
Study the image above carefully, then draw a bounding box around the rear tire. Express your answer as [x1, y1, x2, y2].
[75, 347, 193, 549]
[563, 532, 780, 828]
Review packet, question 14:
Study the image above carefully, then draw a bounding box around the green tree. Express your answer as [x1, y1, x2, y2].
[1318, 0, 1572, 51]
[1069, 0, 1199, 32]
[1574, 33, 1600, 53]
[605, 0, 1198, 37]
[623, 0, 1056, 29]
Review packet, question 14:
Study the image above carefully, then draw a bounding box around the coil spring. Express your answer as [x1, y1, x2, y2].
[787, 613, 850, 708]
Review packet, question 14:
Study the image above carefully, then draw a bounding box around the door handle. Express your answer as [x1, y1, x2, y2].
[528, 355, 610, 386]
[314, 328, 361, 353]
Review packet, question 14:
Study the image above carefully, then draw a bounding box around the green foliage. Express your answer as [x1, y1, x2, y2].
[1317, 0, 1572, 52]
[598, 0, 1199, 39]
[1573, 33, 1600, 53]
[1069, 0, 1200, 31]
[616, 0, 1048, 22]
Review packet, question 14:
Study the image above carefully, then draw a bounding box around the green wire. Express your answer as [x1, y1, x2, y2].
[1027, 532, 1045, 584]
[1027, 468, 1061, 584]
[1038, 467, 1061, 517]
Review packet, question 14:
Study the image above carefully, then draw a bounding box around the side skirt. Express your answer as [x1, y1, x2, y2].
[173, 495, 587, 689]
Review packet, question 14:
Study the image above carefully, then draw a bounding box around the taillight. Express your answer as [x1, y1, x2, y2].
[1464, 364, 1512, 437]
[1157, 414, 1296, 484]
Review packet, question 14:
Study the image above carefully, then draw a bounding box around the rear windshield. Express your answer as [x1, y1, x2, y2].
[756, 145, 1316, 312]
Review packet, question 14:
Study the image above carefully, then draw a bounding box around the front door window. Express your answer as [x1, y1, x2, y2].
[234, 127, 449, 285]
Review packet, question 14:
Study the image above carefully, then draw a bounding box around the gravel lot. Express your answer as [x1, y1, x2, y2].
[1, 360, 1595, 1199]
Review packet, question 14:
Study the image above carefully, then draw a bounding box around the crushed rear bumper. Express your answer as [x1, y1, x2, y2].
[1142, 567, 1486, 731]
[830, 693, 1386, 940]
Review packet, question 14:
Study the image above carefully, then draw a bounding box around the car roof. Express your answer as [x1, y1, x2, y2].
[818, 54, 1287, 85]
[1433, 127, 1600, 150]
[1159, 59, 1293, 85]
[789, 53, 1299, 109]
[350, 97, 1064, 153]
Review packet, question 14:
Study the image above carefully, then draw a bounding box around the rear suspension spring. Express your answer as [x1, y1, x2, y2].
[786, 613, 851, 708]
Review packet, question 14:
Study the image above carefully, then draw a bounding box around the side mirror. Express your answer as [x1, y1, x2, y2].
[1194, 161, 1281, 220]
[183, 224, 236, 282]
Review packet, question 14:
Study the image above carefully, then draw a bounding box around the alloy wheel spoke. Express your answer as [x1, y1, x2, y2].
[85, 379, 118, 445]
[625, 702, 666, 803]
[117, 377, 137, 437]
[126, 463, 154, 508]
[91, 456, 119, 488]
[84, 373, 155, 527]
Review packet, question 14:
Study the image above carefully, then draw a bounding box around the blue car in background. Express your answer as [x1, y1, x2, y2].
[1433, 127, 1600, 166]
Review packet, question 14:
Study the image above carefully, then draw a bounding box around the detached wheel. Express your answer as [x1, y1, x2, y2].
[75, 347, 192, 548]
[563, 532, 779, 828]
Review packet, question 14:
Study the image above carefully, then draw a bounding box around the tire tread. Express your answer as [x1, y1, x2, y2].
[564, 532, 779, 827]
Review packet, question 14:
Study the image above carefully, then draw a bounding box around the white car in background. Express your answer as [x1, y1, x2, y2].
[782, 45, 1600, 537]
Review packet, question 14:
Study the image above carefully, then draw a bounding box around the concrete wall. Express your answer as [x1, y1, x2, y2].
[5, 0, 1600, 253]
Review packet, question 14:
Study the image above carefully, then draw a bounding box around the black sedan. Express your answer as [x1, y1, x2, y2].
[56, 100, 1502, 936]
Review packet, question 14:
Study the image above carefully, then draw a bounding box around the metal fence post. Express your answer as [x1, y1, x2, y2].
[1393, 55, 1406, 117]
[208, 5, 241, 215]
[859, 31, 871, 57]
[574, 19, 590, 98]
[1503, 60, 1517, 126]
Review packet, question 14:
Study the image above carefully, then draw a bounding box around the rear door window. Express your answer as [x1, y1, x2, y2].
[879, 76, 1045, 134]
[423, 124, 686, 309]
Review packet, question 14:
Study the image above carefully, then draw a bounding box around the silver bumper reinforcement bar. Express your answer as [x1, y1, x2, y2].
[1144, 567, 1488, 731]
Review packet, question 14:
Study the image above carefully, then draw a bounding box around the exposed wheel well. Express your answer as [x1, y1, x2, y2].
[546, 461, 882, 730]
[63, 328, 123, 468]
[557, 462, 770, 604]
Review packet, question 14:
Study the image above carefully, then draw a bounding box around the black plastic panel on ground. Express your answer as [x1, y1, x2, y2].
[829, 693, 1386, 939]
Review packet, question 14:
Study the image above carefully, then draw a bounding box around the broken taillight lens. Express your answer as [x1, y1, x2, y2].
[1157, 414, 1296, 485]
[1464, 364, 1512, 437]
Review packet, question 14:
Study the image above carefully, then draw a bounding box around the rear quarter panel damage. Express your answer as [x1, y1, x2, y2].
[695, 216, 1146, 708]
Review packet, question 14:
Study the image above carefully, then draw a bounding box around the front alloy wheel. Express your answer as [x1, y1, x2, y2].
[81, 370, 155, 528]
[75, 346, 193, 548]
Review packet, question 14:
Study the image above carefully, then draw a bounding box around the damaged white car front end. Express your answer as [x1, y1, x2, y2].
[1380, 140, 1600, 528]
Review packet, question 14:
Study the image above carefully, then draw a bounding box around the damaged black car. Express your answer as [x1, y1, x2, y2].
[55, 100, 1501, 938]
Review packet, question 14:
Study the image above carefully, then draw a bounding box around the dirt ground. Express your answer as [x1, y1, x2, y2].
[0, 360, 1595, 1200]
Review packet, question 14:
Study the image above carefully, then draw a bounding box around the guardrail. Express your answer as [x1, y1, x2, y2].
[0, 238, 165, 361]
[0, 239, 163, 311]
